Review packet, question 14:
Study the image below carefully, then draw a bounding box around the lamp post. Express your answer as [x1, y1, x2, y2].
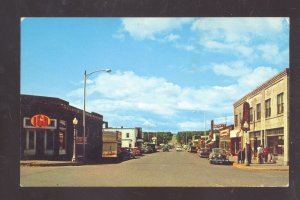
[243, 121, 250, 166]
[83, 69, 111, 161]
[72, 117, 78, 162]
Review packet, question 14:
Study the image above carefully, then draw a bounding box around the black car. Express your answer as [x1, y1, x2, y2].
[162, 146, 169, 152]
[199, 148, 210, 158]
[209, 148, 230, 164]
[118, 149, 135, 160]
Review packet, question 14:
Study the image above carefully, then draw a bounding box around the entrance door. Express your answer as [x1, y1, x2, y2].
[36, 130, 45, 158]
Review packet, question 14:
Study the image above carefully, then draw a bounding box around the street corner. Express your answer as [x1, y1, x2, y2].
[232, 162, 289, 171]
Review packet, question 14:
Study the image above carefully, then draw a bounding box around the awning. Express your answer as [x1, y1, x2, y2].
[230, 129, 242, 138]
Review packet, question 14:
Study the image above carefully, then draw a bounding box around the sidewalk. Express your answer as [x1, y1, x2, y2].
[20, 160, 83, 167]
[229, 156, 289, 171]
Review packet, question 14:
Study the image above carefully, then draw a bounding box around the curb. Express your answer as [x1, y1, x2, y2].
[232, 163, 289, 171]
[20, 162, 83, 167]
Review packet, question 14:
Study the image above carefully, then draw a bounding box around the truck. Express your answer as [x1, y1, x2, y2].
[102, 131, 122, 160]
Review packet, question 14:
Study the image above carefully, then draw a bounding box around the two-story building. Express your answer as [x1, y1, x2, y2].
[103, 127, 143, 148]
[233, 68, 289, 165]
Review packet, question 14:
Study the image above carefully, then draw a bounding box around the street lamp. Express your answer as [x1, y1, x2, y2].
[243, 121, 250, 166]
[72, 117, 78, 162]
[83, 69, 111, 161]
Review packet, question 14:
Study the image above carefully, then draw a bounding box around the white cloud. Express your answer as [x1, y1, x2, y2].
[165, 34, 180, 42]
[212, 61, 252, 77]
[192, 18, 288, 62]
[178, 121, 202, 130]
[121, 18, 194, 40]
[192, 17, 285, 43]
[257, 44, 289, 65]
[237, 66, 279, 90]
[67, 66, 280, 130]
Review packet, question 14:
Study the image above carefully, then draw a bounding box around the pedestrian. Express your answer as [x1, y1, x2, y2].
[242, 148, 245, 164]
[264, 146, 269, 163]
[257, 145, 263, 164]
[246, 143, 252, 164]
[237, 148, 243, 164]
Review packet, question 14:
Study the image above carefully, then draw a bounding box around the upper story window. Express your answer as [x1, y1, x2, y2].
[265, 99, 271, 118]
[277, 93, 284, 114]
[234, 115, 238, 127]
[256, 103, 261, 120]
[249, 107, 253, 122]
[126, 133, 130, 138]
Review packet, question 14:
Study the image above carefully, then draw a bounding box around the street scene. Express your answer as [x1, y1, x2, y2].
[21, 18, 290, 187]
[20, 145, 288, 187]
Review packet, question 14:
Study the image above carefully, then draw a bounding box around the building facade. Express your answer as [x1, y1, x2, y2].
[233, 68, 289, 165]
[103, 127, 143, 148]
[21, 94, 103, 160]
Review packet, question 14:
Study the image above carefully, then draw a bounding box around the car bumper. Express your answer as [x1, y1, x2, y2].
[210, 159, 230, 164]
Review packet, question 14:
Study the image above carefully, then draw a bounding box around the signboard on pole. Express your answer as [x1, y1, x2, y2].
[241, 102, 250, 131]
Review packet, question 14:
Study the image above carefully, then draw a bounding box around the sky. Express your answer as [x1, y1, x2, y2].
[21, 17, 289, 133]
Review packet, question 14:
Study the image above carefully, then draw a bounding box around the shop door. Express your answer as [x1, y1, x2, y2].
[36, 130, 45, 158]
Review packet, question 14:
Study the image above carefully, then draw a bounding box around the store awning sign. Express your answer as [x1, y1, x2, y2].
[31, 114, 51, 128]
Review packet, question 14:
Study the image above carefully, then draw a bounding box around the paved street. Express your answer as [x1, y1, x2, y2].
[20, 149, 288, 187]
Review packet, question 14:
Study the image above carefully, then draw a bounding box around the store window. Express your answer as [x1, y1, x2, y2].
[59, 120, 67, 154]
[256, 103, 261, 120]
[24, 130, 36, 155]
[265, 99, 271, 118]
[46, 131, 54, 150]
[28, 130, 35, 150]
[249, 107, 253, 122]
[277, 93, 284, 114]
[234, 115, 238, 127]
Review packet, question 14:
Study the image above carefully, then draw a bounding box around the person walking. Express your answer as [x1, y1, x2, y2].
[257, 145, 264, 164]
[264, 146, 269, 163]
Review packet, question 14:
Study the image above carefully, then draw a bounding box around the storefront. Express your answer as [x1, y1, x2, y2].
[219, 129, 230, 152]
[21, 94, 103, 160]
[229, 129, 241, 155]
[266, 128, 284, 156]
[248, 131, 262, 157]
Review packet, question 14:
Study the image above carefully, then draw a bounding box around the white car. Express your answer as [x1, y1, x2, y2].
[176, 146, 183, 151]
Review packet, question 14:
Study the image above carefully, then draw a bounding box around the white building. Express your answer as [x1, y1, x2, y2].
[103, 127, 143, 148]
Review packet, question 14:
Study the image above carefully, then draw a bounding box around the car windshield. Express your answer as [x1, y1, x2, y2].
[212, 148, 225, 154]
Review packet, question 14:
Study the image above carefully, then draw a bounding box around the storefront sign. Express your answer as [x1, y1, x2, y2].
[213, 124, 226, 129]
[220, 129, 229, 138]
[31, 114, 51, 128]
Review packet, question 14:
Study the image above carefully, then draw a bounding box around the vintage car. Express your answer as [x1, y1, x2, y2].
[209, 148, 230, 164]
[162, 146, 169, 152]
[118, 148, 135, 160]
[176, 146, 183, 151]
[198, 148, 210, 158]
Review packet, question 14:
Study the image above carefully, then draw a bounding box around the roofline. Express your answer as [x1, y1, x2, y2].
[233, 68, 289, 108]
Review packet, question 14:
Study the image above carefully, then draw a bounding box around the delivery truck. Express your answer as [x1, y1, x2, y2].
[102, 131, 122, 159]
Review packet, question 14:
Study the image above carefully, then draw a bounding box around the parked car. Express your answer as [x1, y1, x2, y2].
[162, 146, 169, 152]
[131, 147, 142, 156]
[118, 148, 135, 160]
[142, 146, 153, 154]
[190, 146, 197, 153]
[209, 148, 230, 164]
[176, 146, 183, 151]
[199, 148, 210, 158]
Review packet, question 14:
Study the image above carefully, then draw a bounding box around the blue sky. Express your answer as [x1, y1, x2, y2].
[21, 17, 289, 133]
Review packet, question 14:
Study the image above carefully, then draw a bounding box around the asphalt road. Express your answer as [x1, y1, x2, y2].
[20, 149, 289, 187]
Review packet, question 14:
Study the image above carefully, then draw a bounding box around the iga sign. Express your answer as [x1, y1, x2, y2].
[31, 114, 51, 128]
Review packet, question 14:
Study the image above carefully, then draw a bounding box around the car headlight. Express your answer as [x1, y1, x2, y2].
[218, 154, 222, 158]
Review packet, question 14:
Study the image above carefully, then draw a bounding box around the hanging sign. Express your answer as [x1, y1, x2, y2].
[31, 114, 51, 128]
